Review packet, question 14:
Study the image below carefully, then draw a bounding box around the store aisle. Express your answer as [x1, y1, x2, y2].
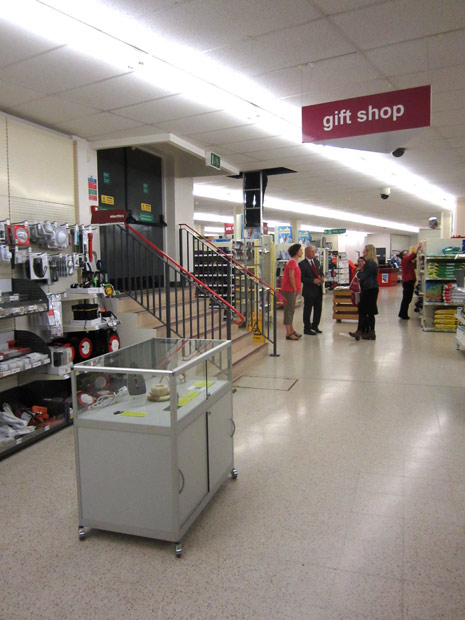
[1, 285, 465, 620]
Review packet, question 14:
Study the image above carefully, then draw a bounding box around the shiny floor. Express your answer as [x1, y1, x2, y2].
[2, 285, 465, 619]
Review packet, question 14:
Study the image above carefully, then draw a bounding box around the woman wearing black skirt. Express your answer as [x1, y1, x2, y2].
[349, 244, 379, 341]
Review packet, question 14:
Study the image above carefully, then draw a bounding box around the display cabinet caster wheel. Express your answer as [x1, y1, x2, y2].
[78, 526, 85, 540]
[231, 468, 238, 479]
[175, 543, 182, 558]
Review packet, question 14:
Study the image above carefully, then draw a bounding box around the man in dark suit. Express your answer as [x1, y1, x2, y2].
[299, 245, 324, 335]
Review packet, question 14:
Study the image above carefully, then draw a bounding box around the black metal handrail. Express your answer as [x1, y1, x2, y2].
[179, 224, 279, 357]
[99, 224, 244, 341]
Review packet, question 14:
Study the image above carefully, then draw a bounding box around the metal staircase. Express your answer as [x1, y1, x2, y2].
[100, 223, 244, 341]
[179, 223, 282, 357]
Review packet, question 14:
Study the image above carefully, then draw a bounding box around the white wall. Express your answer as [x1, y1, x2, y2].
[337, 232, 367, 262]
[163, 156, 194, 261]
[75, 137, 98, 226]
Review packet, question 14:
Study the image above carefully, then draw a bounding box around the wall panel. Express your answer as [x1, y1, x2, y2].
[7, 119, 74, 207]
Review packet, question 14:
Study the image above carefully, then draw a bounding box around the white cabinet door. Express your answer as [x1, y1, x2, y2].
[178, 414, 209, 524]
[207, 393, 234, 491]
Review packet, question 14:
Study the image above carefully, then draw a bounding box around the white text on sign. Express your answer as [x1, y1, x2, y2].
[323, 104, 405, 132]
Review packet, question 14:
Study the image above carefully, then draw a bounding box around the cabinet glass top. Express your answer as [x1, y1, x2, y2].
[74, 337, 230, 374]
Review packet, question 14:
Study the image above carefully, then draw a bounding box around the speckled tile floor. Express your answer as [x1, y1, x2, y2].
[1, 285, 465, 619]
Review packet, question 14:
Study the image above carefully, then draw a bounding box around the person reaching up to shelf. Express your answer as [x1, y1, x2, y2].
[398, 241, 423, 320]
[281, 243, 303, 341]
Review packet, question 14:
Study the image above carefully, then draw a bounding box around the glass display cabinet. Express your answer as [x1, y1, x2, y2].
[72, 337, 235, 557]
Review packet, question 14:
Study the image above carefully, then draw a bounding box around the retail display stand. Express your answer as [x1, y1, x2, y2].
[73, 337, 236, 557]
[332, 288, 358, 322]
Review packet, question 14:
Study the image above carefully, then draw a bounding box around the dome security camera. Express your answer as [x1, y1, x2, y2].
[392, 147, 406, 158]
[380, 187, 391, 200]
[428, 216, 439, 230]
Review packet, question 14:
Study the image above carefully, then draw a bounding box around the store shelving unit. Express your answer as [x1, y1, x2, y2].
[193, 239, 234, 306]
[456, 306, 465, 350]
[0, 279, 73, 459]
[418, 239, 465, 332]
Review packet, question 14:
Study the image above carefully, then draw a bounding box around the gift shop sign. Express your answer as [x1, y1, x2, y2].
[302, 86, 430, 142]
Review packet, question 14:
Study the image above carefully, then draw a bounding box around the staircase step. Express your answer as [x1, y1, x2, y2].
[135, 310, 164, 329]
[232, 341, 268, 371]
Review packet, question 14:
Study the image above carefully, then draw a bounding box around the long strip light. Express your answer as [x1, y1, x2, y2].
[3, 1, 455, 212]
[193, 185, 419, 233]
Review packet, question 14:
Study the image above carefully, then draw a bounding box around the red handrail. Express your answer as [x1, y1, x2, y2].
[124, 223, 245, 326]
[180, 223, 285, 303]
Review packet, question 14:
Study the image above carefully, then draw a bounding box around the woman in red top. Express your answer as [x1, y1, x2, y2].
[398, 241, 422, 319]
[281, 243, 303, 340]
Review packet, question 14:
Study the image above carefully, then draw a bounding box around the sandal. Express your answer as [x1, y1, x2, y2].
[286, 333, 299, 340]
[293, 331, 302, 338]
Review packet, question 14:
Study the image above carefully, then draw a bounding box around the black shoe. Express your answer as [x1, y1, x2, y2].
[398, 315, 409, 320]
[312, 327, 322, 333]
[304, 329, 317, 335]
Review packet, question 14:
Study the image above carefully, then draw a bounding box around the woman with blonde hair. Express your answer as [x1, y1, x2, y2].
[349, 244, 379, 340]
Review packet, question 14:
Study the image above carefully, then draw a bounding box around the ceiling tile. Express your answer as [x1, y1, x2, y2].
[60, 73, 176, 110]
[11, 97, 99, 126]
[433, 108, 465, 127]
[311, 0, 386, 13]
[0, 79, 46, 109]
[191, 124, 277, 145]
[203, 19, 356, 76]
[114, 95, 219, 124]
[332, 1, 428, 50]
[0, 21, 66, 67]
[423, 0, 465, 35]
[60, 113, 144, 138]
[433, 89, 465, 112]
[222, 135, 300, 155]
[140, 0, 323, 51]
[427, 30, 465, 70]
[366, 40, 428, 77]
[86, 124, 163, 142]
[156, 111, 248, 135]
[0, 46, 131, 93]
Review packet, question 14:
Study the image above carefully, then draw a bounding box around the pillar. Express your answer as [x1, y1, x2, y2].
[441, 211, 452, 238]
[290, 219, 302, 243]
[454, 198, 465, 236]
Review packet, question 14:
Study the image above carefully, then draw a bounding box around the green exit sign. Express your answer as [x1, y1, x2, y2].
[206, 151, 221, 170]
[324, 228, 346, 235]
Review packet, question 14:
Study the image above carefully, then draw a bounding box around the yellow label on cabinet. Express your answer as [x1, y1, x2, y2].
[101, 195, 115, 205]
[141, 203, 152, 212]
[178, 392, 200, 407]
[120, 412, 147, 417]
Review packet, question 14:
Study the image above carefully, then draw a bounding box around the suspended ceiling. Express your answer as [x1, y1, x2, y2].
[1, 0, 465, 234]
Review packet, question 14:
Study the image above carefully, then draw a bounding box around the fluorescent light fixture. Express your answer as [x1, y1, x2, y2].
[193, 185, 419, 233]
[299, 224, 326, 233]
[204, 226, 225, 234]
[308, 144, 455, 210]
[194, 212, 234, 224]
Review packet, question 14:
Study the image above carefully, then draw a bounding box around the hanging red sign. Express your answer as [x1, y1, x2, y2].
[302, 85, 431, 142]
[224, 223, 234, 235]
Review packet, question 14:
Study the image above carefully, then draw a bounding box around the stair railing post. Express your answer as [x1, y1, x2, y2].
[179, 226, 184, 270]
[164, 261, 172, 338]
[270, 293, 279, 357]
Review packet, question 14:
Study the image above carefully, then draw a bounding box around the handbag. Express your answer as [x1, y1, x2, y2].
[349, 275, 361, 306]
